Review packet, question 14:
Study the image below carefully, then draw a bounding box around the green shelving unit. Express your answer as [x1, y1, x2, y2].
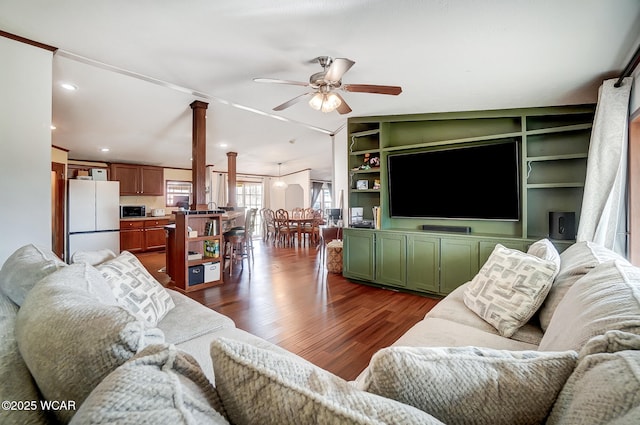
[343, 105, 595, 296]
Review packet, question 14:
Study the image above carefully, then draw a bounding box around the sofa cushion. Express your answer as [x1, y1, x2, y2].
[358, 346, 578, 425]
[210, 337, 444, 425]
[463, 244, 557, 337]
[15, 263, 164, 424]
[158, 289, 235, 345]
[539, 260, 640, 352]
[0, 290, 49, 425]
[0, 244, 66, 306]
[96, 251, 175, 326]
[538, 241, 629, 331]
[428, 283, 543, 346]
[176, 327, 286, 385]
[70, 344, 229, 425]
[547, 331, 640, 424]
[391, 317, 539, 351]
[70, 248, 117, 266]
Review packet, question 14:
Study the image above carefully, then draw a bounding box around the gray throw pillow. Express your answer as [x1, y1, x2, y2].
[70, 248, 117, 266]
[210, 337, 444, 425]
[539, 260, 640, 352]
[358, 346, 577, 425]
[547, 331, 640, 424]
[0, 244, 66, 306]
[70, 344, 229, 425]
[0, 290, 48, 425]
[15, 263, 164, 424]
[538, 241, 629, 331]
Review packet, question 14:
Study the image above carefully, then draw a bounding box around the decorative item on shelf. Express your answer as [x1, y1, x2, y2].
[188, 230, 198, 238]
[205, 220, 219, 236]
[203, 240, 220, 258]
[368, 155, 380, 168]
[359, 153, 372, 170]
[372, 206, 381, 230]
[356, 180, 369, 190]
[373, 179, 381, 190]
[188, 251, 202, 261]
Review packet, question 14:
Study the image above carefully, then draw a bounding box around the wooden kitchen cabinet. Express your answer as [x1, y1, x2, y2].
[120, 218, 171, 253]
[110, 163, 164, 196]
[144, 219, 170, 251]
[120, 220, 144, 253]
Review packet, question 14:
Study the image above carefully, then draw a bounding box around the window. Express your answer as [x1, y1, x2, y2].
[312, 186, 332, 212]
[166, 181, 192, 207]
[236, 181, 263, 234]
[236, 181, 263, 209]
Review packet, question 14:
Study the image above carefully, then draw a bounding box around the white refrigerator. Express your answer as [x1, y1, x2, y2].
[67, 180, 120, 262]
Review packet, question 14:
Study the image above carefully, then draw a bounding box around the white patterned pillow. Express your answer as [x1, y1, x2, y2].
[210, 337, 444, 425]
[463, 244, 558, 337]
[70, 344, 229, 425]
[359, 346, 578, 425]
[96, 251, 175, 326]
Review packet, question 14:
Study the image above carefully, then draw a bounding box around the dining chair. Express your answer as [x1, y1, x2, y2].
[261, 208, 277, 244]
[275, 209, 296, 246]
[302, 209, 322, 246]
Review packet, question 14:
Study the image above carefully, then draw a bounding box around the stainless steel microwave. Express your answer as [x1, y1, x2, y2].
[120, 205, 146, 218]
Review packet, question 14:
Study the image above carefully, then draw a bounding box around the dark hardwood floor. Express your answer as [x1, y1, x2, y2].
[136, 239, 440, 380]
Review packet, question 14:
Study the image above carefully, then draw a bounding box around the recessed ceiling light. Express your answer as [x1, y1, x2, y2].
[50, 125, 56, 130]
[100, 148, 110, 152]
[219, 143, 228, 148]
[60, 82, 78, 91]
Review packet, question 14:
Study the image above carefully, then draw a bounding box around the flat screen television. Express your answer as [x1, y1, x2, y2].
[387, 140, 520, 220]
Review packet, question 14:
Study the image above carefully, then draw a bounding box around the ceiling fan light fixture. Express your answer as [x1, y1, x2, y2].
[308, 93, 324, 111]
[308, 92, 341, 113]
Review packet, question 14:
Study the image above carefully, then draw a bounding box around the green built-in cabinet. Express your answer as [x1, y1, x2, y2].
[343, 228, 572, 296]
[344, 105, 594, 296]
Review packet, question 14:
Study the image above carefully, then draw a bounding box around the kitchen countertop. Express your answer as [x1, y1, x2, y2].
[120, 215, 175, 222]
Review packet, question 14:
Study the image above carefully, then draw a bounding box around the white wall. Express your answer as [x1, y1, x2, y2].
[332, 128, 349, 219]
[0, 37, 53, 264]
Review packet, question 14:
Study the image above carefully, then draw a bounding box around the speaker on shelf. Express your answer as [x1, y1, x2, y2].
[549, 211, 576, 240]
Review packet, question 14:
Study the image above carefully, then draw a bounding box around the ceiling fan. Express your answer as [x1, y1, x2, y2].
[253, 56, 402, 114]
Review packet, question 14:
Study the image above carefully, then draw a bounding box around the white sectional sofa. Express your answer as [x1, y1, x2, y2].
[1, 241, 639, 424]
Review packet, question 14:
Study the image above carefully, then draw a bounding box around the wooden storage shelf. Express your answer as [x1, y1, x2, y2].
[167, 211, 224, 293]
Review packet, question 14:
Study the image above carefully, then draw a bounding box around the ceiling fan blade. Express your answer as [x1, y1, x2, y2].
[253, 78, 310, 87]
[324, 58, 355, 83]
[343, 84, 402, 95]
[334, 93, 352, 115]
[273, 92, 312, 111]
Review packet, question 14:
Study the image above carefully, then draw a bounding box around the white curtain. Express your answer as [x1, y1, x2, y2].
[577, 77, 632, 255]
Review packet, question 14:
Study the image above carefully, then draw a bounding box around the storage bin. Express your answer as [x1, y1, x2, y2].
[188, 265, 205, 286]
[203, 262, 221, 282]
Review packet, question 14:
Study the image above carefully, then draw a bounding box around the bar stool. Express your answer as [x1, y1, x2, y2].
[223, 208, 257, 274]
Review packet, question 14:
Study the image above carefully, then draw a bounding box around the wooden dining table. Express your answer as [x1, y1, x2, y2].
[287, 216, 315, 245]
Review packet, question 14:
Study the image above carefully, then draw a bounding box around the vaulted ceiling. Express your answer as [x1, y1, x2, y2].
[1, 0, 639, 180]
